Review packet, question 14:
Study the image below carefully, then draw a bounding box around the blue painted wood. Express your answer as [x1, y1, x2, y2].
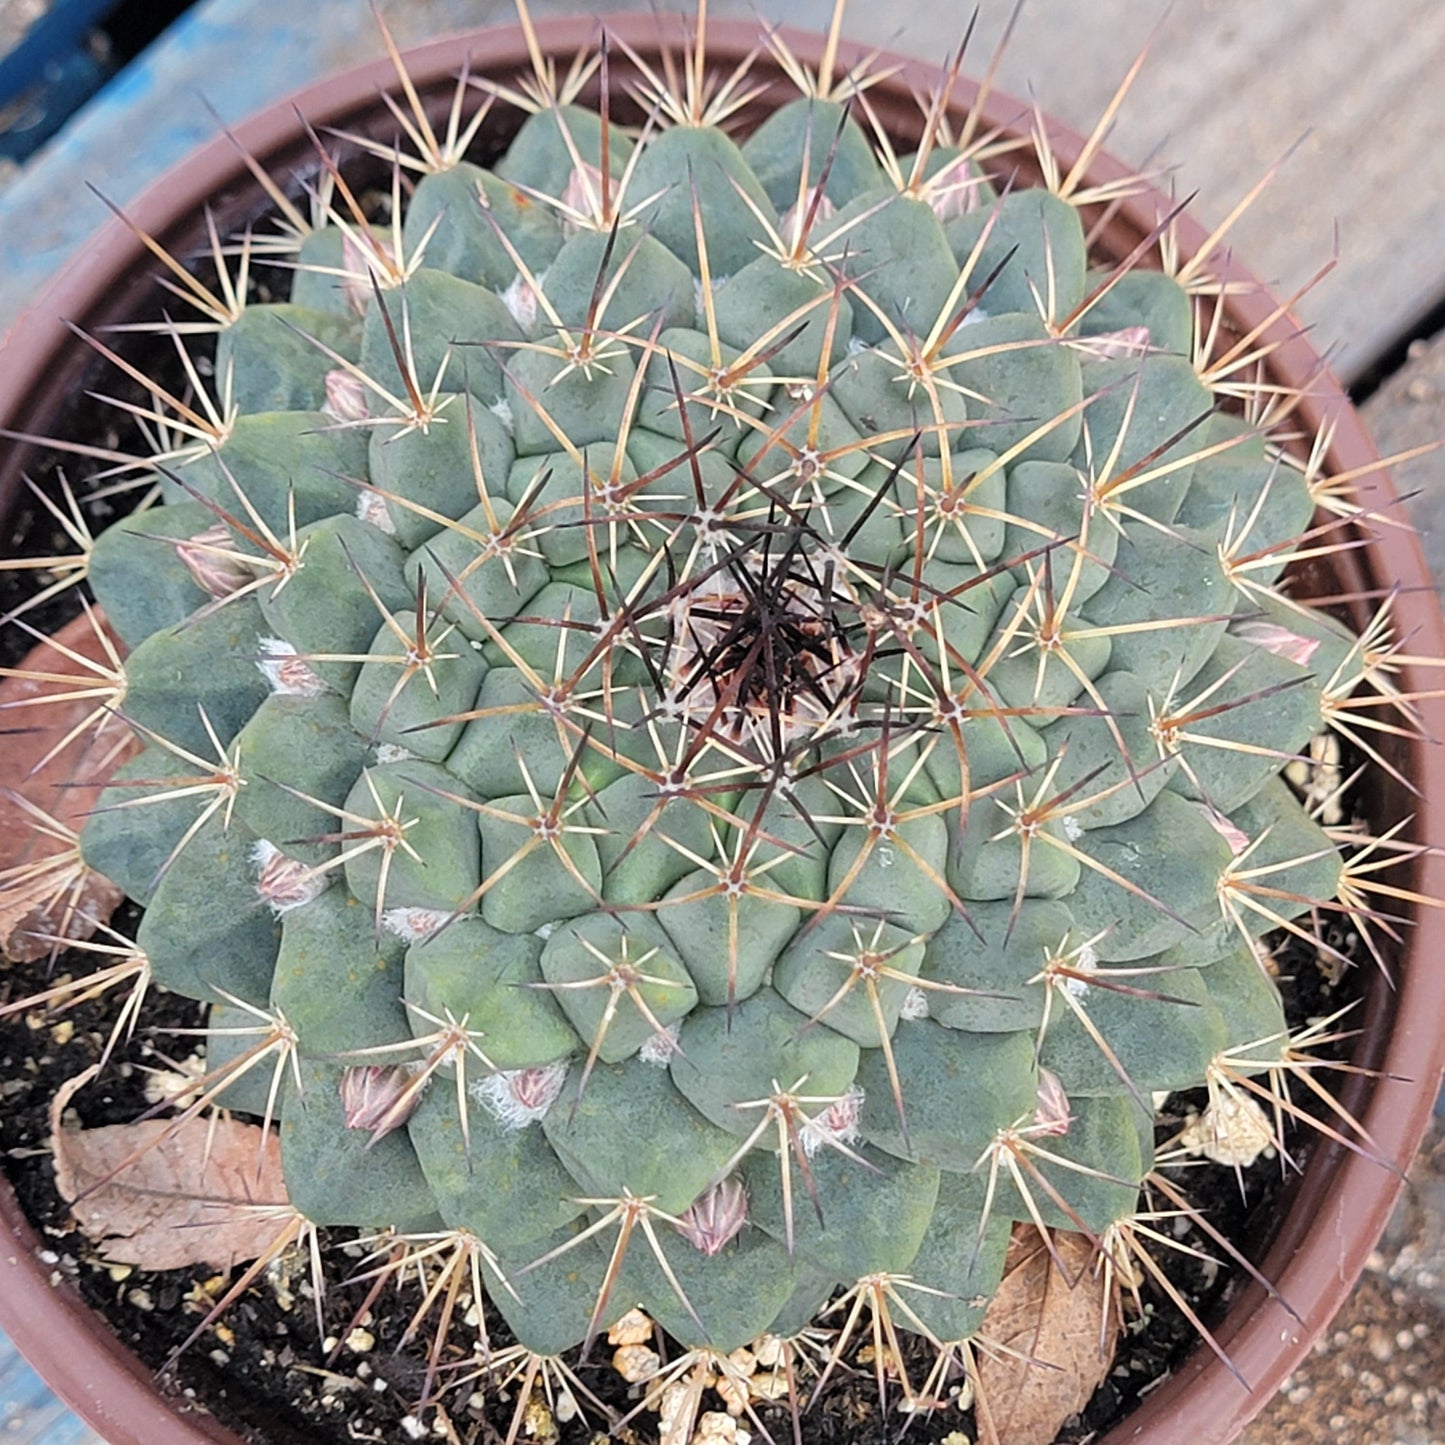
[0, 0, 516, 336]
[0, 1328, 106, 1443]
[0, 45, 111, 162]
[0, 0, 119, 108]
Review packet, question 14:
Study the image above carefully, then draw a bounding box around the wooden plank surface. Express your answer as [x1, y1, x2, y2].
[4, 0, 1445, 387]
[1362, 325, 1445, 585]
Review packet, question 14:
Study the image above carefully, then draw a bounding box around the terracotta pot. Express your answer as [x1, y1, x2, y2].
[2, 15, 1442, 1445]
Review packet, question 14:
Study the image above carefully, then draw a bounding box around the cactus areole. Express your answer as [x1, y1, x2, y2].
[2, 12, 1444, 1445]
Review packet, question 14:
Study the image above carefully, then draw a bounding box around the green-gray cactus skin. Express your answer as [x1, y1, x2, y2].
[73, 30, 1353, 1372]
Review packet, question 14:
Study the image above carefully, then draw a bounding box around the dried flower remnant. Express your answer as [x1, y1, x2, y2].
[1232, 619, 1322, 668]
[253, 840, 327, 915]
[340, 1064, 421, 1140]
[174, 524, 254, 598]
[800, 1086, 864, 1158]
[676, 1177, 749, 1256]
[1033, 1068, 1072, 1138]
[322, 368, 371, 423]
[471, 1062, 568, 1128]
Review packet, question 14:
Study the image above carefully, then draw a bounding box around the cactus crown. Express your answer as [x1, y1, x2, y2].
[1, 0, 1424, 1433]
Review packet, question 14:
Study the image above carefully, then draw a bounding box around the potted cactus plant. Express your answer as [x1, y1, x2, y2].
[2, 7, 1443, 1444]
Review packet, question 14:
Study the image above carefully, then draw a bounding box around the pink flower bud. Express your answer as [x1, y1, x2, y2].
[1033, 1068, 1072, 1137]
[510, 1066, 565, 1113]
[339, 1064, 419, 1139]
[676, 1177, 748, 1256]
[382, 907, 450, 944]
[1196, 804, 1251, 858]
[340, 231, 392, 316]
[1079, 326, 1152, 359]
[174, 524, 252, 599]
[561, 161, 606, 229]
[779, 184, 837, 241]
[1231, 620, 1321, 668]
[322, 369, 371, 423]
[355, 487, 396, 535]
[925, 156, 985, 222]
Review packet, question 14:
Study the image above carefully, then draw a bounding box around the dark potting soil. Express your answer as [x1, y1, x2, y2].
[0, 125, 1383, 1445]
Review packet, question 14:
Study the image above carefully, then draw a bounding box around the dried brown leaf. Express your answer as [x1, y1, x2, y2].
[49, 1068, 290, 1271]
[0, 867, 125, 965]
[0, 612, 134, 960]
[975, 1225, 1121, 1445]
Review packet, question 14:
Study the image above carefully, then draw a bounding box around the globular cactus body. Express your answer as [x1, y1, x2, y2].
[72, 21, 1363, 1370]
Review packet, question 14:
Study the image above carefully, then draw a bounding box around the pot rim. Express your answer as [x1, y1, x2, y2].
[1, 14, 1441, 1445]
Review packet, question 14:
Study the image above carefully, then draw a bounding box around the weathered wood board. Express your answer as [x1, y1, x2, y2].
[1363, 327, 1445, 584]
